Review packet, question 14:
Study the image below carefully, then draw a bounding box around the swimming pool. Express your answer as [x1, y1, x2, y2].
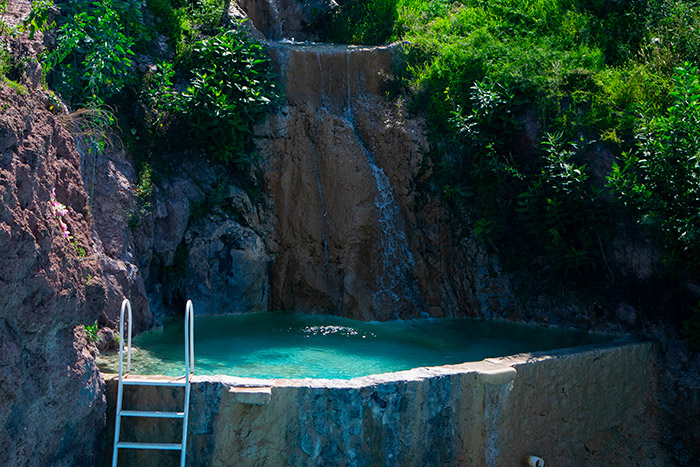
[97, 311, 607, 379]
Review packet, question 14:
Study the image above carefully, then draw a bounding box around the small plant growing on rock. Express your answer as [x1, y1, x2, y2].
[72, 238, 87, 258]
[50, 187, 72, 240]
[84, 322, 100, 344]
[128, 163, 153, 228]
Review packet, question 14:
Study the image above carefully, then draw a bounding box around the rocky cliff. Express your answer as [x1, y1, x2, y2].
[0, 3, 155, 463]
[0, 82, 152, 464]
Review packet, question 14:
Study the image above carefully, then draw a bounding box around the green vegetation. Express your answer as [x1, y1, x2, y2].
[317, 0, 700, 337]
[0, 0, 29, 93]
[31, 0, 279, 172]
[609, 64, 700, 274]
[84, 322, 100, 344]
[141, 25, 280, 167]
[44, 0, 145, 107]
[128, 162, 153, 228]
[320, 0, 698, 277]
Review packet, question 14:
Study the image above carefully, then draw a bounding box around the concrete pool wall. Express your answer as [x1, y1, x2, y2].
[101, 340, 666, 466]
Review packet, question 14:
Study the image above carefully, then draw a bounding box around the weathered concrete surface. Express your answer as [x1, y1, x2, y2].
[100, 340, 665, 466]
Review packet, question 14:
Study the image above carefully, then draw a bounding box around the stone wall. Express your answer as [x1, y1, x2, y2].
[101, 340, 665, 466]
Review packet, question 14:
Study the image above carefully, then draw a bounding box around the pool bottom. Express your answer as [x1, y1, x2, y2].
[100, 339, 665, 466]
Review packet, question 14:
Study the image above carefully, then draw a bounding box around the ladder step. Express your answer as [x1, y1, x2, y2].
[120, 410, 184, 419]
[116, 442, 182, 451]
[122, 379, 187, 387]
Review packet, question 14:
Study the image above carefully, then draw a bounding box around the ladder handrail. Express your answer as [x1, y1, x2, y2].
[112, 298, 132, 467]
[181, 300, 195, 467]
[119, 299, 132, 377]
[185, 299, 194, 377]
[112, 298, 195, 467]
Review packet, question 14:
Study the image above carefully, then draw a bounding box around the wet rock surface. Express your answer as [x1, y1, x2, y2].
[254, 36, 519, 321]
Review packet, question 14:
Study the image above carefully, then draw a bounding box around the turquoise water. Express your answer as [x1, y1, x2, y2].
[97, 311, 607, 379]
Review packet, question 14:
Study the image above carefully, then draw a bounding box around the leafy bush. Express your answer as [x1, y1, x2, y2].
[179, 27, 280, 165]
[139, 24, 280, 167]
[517, 134, 608, 275]
[608, 63, 700, 272]
[45, 0, 146, 106]
[146, 0, 182, 44]
[445, 79, 609, 276]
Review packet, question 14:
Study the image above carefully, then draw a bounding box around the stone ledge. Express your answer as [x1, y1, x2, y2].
[226, 386, 273, 405]
[477, 366, 518, 385]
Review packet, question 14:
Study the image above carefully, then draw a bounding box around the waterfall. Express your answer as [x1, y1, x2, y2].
[312, 52, 330, 270]
[262, 34, 424, 317]
[264, 0, 284, 40]
[343, 51, 422, 317]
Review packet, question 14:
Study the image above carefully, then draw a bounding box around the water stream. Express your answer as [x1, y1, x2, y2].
[342, 50, 422, 316]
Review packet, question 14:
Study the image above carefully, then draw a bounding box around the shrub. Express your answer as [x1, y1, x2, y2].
[179, 27, 280, 165]
[517, 133, 608, 276]
[44, 0, 145, 106]
[146, 0, 182, 44]
[139, 24, 280, 168]
[608, 63, 700, 273]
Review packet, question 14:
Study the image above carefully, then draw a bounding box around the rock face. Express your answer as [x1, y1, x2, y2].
[128, 159, 273, 316]
[84, 137, 155, 333]
[0, 4, 159, 461]
[251, 39, 517, 321]
[234, 0, 335, 41]
[0, 83, 110, 465]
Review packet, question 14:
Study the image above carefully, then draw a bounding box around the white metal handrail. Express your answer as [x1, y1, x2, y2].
[181, 299, 195, 466]
[112, 299, 195, 467]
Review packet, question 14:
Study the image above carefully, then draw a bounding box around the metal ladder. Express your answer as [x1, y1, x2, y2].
[111, 299, 195, 467]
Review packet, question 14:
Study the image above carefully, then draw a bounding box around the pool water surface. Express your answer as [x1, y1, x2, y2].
[97, 311, 607, 379]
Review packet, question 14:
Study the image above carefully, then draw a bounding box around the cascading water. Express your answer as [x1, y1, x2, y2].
[257, 6, 425, 317]
[312, 52, 330, 270]
[342, 51, 422, 316]
[264, 0, 284, 40]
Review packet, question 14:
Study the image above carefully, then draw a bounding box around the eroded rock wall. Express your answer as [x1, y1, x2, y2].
[0, 4, 157, 461]
[0, 83, 120, 465]
[129, 159, 273, 316]
[252, 39, 516, 320]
